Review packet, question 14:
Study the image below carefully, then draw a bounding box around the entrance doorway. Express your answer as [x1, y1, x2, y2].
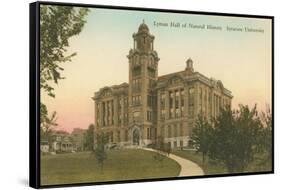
[133, 129, 140, 145]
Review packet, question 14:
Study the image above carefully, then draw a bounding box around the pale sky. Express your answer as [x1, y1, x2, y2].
[41, 7, 272, 132]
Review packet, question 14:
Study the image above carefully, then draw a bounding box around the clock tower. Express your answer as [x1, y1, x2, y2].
[127, 21, 160, 145]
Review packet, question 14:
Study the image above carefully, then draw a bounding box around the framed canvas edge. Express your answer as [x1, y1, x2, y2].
[30, 1, 41, 189]
[29, 1, 275, 189]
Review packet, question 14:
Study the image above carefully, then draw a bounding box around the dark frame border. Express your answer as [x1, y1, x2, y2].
[30, 2, 41, 189]
[29, 1, 274, 189]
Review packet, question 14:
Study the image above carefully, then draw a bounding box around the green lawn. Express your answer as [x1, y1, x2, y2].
[41, 149, 180, 185]
[173, 150, 227, 175]
[173, 150, 272, 175]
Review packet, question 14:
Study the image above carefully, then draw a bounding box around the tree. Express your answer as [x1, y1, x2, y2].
[208, 105, 262, 173]
[154, 136, 165, 151]
[153, 136, 166, 166]
[40, 103, 58, 150]
[258, 106, 272, 167]
[40, 5, 89, 98]
[94, 133, 108, 172]
[40, 5, 89, 133]
[191, 113, 212, 164]
[84, 124, 95, 151]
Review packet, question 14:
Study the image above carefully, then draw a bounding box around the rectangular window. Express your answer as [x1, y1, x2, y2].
[124, 98, 128, 107]
[169, 91, 173, 106]
[148, 79, 154, 89]
[204, 89, 207, 114]
[148, 68, 155, 78]
[102, 102, 105, 125]
[188, 87, 194, 117]
[175, 108, 180, 118]
[132, 80, 136, 91]
[160, 92, 166, 120]
[160, 93, 165, 109]
[180, 123, 183, 136]
[188, 88, 194, 106]
[106, 101, 110, 125]
[170, 108, 173, 119]
[136, 95, 139, 105]
[175, 96, 180, 109]
[125, 130, 128, 141]
[132, 67, 141, 77]
[169, 91, 174, 118]
[168, 125, 172, 138]
[132, 79, 141, 92]
[96, 104, 100, 117]
[180, 88, 184, 96]
[161, 125, 165, 137]
[117, 131, 120, 142]
[188, 122, 194, 135]
[118, 114, 122, 124]
[132, 97, 135, 105]
[147, 111, 152, 121]
[209, 92, 212, 117]
[132, 95, 141, 105]
[124, 113, 128, 124]
[199, 87, 202, 112]
[161, 110, 165, 120]
[147, 95, 152, 107]
[174, 124, 178, 137]
[138, 80, 141, 92]
[118, 99, 122, 109]
[175, 90, 179, 109]
[174, 141, 177, 148]
[180, 89, 184, 116]
[111, 100, 114, 125]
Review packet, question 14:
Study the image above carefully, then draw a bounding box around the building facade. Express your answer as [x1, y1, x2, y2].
[93, 22, 233, 149]
[71, 128, 87, 151]
[51, 131, 74, 152]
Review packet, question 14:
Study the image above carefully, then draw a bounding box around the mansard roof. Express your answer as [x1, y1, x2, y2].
[156, 70, 232, 98]
[93, 82, 129, 100]
[158, 71, 186, 81]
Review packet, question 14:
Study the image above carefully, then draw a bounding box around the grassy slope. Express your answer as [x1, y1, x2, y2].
[173, 150, 272, 175]
[41, 149, 180, 185]
[173, 150, 226, 175]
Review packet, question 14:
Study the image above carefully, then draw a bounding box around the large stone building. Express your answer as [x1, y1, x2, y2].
[92, 22, 232, 149]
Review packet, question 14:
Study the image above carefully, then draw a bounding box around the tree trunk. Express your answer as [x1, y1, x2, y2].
[202, 153, 206, 164]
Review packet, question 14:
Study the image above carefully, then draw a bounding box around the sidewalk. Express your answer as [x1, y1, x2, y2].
[142, 148, 204, 177]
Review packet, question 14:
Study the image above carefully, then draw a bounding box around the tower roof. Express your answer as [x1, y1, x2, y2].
[185, 57, 194, 73]
[186, 57, 193, 64]
[138, 20, 149, 33]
